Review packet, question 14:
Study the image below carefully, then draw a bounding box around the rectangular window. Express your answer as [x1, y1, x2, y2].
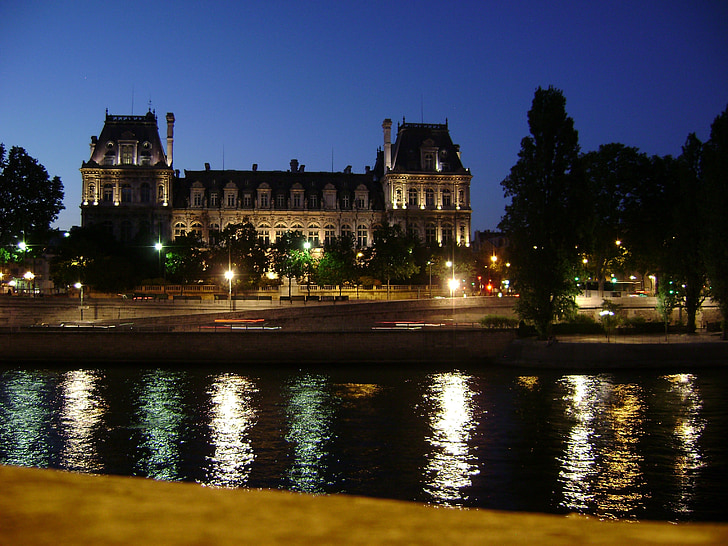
[276, 194, 286, 208]
[309, 194, 317, 209]
[121, 145, 134, 165]
[193, 193, 203, 207]
[243, 194, 252, 208]
[293, 194, 301, 208]
[308, 231, 319, 247]
[210, 193, 218, 207]
[227, 193, 236, 207]
[356, 197, 365, 209]
[260, 194, 269, 208]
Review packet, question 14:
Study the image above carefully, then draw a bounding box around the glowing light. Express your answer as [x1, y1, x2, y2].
[205, 374, 258, 488]
[422, 372, 479, 505]
[448, 278, 459, 292]
[59, 370, 105, 472]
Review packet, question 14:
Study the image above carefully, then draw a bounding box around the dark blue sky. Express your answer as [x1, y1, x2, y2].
[1, 1, 726, 233]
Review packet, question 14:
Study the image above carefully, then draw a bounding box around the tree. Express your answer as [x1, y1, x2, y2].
[364, 223, 420, 299]
[0, 145, 64, 246]
[271, 231, 312, 299]
[499, 86, 585, 338]
[164, 234, 208, 284]
[209, 223, 268, 289]
[315, 236, 358, 295]
[580, 144, 648, 296]
[667, 135, 707, 333]
[702, 105, 728, 338]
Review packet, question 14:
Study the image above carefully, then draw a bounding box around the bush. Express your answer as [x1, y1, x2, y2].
[480, 315, 519, 329]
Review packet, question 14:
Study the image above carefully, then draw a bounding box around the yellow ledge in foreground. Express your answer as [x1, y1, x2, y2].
[1, 465, 726, 545]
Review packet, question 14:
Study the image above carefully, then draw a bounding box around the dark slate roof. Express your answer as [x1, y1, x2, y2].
[83, 111, 169, 168]
[173, 168, 384, 210]
[390, 120, 466, 173]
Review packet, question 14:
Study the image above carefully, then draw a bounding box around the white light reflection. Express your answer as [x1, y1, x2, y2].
[557, 375, 647, 519]
[558, 375, 601, 512]
[204, 373, 258, 488]
[285, 374, 334, 493]
[422, 372, 479, 505]
[58, 370, 105, 472]
[0, 371, 53, 467]
[664, 374, 706, 515]
[134, 370, 185, 481]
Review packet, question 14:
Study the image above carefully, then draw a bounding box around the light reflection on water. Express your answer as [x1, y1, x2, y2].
[0, 365, 724, 521]
[557, 375, 648, 519]
[0, 370, 54, 467]
[133, 370, 186, 481]
[421, 372, 480, 505]
[58, 370, 105, 472]
[664, 374, 706, 516]
[203, 373, 258, 488]
[284, 374, 335, 493]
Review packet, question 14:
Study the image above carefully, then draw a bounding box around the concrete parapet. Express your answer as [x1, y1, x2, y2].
[1, 465, 725, 545]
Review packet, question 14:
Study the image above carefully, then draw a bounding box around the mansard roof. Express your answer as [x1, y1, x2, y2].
[83, 110, 169, 168]
[390, 120, 467, 173]
[173, 167, 384, 209]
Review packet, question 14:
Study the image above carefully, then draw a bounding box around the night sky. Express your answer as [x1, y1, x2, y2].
[1, 1, 726, 233]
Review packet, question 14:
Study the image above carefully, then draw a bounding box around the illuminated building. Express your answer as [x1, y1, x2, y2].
[81, 112, 472, 247]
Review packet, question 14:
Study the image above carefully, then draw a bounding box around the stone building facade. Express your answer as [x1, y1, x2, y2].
[81, 112, 472, 248]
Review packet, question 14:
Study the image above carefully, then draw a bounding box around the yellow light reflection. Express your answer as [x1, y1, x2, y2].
[59, 370, 105, 472]
[285, 374, 334, 493]
[516, 376, 540, 390]
[422, 372, 479, 505]
[205, 374, 258, 488]
[135, 370, 185, 481]
[557, 375, 647, 519]
[664, 374, 706, 515]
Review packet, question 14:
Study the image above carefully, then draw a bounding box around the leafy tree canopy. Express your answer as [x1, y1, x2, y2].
[0, 145, 64, 246]
[499, 86, 584, 338]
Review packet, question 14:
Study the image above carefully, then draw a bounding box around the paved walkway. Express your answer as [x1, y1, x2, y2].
[557, 331, 725, 344]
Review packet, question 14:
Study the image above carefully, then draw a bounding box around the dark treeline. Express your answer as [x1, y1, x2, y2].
[500, 85, 728, 338]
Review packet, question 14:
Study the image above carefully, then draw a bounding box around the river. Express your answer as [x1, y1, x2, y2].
[1, 362, 726, 522]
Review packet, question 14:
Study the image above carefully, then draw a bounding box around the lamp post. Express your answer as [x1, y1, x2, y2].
[224, 269, 234, 311]
[427, 261, 432, 298]
[154, 241, 163, 279]
[74, 282, 84, 320]
[303, 241, 311, 300]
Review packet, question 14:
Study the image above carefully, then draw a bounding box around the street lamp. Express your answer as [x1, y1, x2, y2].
[224, 269, 234, 310]
[74, 282, 84, 320]
[427, 261, 432, 298]
[154, 241, 163, 280]
[303, 241, 312, 299]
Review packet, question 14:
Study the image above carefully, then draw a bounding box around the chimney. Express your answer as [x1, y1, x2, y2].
[290, 159, 299, 172]
[166, 112, 175, 167]
[205, 162, 210, 171]
[382, 119, 392, 172]
[252, 163, 258, 171]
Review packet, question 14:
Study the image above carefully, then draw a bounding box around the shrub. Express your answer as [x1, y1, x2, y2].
[480, 315, 519, 329]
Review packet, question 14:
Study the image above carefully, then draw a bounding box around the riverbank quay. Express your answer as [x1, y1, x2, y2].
[1, 466, 725, 545]
[500, 332, 728, 369]
[0, 329, 515, 365]
[0, 296, 513, 328]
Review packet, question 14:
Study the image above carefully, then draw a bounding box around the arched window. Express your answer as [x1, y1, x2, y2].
[324, 224, 336, 246]
[174, 222, 186, 237]
[341, 224, 353, 240]
[258, 224, 271, 246]
[357, 225, 368, 248]
[121, 184, 132, 203]
[190, 222, 203, 239]
[425, 188, 435, 207]
[408, 188, 418, 206]
[426, 223, 437, 245]
[441, 223, 453, 245]
[441, 189, 451, 207]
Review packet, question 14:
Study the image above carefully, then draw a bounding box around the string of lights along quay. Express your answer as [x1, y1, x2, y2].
[1, 363, 727, 522]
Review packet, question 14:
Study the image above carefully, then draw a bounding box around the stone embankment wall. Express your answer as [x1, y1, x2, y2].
[0, 330, 515, 365]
